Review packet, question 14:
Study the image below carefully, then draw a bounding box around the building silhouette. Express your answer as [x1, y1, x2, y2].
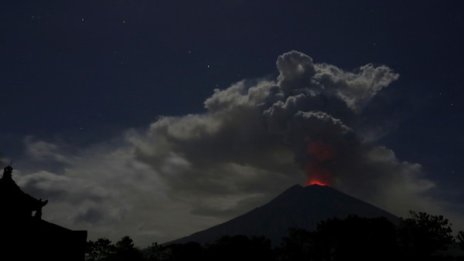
[0, 165, 87, 261]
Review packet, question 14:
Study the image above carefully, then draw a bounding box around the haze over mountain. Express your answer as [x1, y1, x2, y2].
[173, 184, 398, 245]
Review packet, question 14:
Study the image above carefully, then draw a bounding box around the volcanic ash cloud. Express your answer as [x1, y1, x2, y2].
[132, 50, 436, 215]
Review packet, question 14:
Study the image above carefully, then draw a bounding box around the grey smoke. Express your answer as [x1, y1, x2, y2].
[132, 50, 434, 215]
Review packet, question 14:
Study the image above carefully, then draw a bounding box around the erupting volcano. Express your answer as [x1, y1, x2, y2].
[172, 184, 398, 245]
[305, 141, 335, 186]
[306, 179, 328, 186]
[304, 163, 331, 186]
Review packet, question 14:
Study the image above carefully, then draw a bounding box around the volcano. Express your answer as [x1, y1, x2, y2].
[172, 185, 398, 245]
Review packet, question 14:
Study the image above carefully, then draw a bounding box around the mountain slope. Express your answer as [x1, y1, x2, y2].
[173, 185, 398, 245]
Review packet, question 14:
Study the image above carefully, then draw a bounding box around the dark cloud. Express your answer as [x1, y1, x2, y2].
[75, 207, 105, 224]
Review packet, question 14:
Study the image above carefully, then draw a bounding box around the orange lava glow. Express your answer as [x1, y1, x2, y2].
[304, 163, 332, 187]
[305, 179, 329, 186]
[304, 140, 335, 186]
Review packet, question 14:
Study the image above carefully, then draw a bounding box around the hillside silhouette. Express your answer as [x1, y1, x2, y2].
[83, 184, 464, 260]
[86, 212, 464, 261]
[0, 165, 87, 261]
[173, 185, 398, 245]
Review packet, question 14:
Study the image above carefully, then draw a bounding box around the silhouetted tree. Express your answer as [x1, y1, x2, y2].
[144, 242, 168, 261]
[85, 211, 461, 261]
[313, 216, 397, 261]
[86, 236, 144, 261]
[279, 228, 316, 261]
[398, 211, 454, 259]
[457, 231, 464, 251]
[112, 236, 144, 261]
[86, 238, 116, 261]
[164, 242, 204, 261]
[206, 235, 274, 261]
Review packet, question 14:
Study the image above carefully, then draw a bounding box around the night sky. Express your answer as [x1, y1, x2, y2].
[1, 0, 464, 246]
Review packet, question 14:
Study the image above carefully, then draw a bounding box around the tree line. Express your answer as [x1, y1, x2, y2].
[86, 211, 464, 261]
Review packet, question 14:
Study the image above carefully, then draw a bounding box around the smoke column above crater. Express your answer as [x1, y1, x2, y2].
[305, 141, 335, 186]
[131, 50, 437, 217]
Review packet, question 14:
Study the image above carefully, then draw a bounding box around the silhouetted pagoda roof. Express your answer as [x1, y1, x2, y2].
[0, 165, 87, 261]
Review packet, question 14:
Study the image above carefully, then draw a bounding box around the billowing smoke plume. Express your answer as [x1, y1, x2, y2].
[132, 50, 434, 215]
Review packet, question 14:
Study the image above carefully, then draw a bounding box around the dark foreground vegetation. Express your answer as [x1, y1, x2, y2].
[86, 212, 464, 261]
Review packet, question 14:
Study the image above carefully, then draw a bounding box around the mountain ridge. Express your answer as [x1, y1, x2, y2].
[172, 184, 398, 245]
